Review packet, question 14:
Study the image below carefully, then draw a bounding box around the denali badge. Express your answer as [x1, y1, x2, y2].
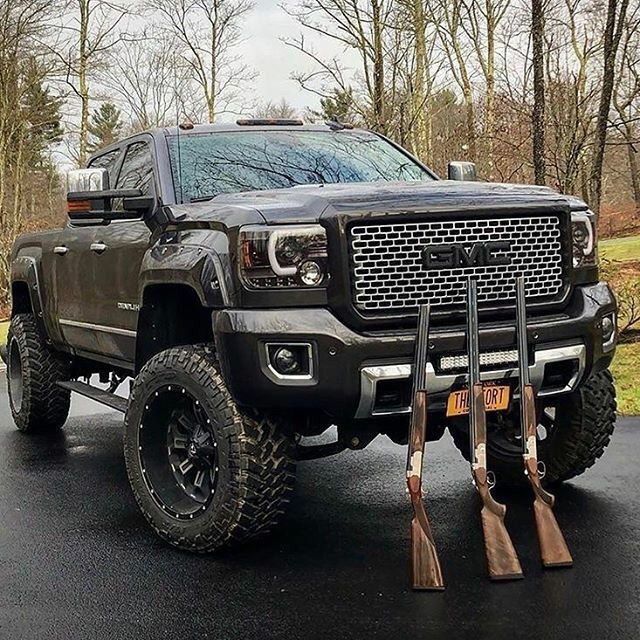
[422, 241, 512, 269]
[117, 302, 140, 311]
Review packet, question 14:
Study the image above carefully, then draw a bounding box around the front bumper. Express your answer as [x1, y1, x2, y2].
[213, 282, 616, 420]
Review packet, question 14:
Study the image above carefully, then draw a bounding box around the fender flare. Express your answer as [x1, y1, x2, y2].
[10, 255, 49, 338]
[138, 241, 234, 309]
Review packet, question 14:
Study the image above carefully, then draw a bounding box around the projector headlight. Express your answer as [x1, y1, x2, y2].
[571, 210, 597, 268]
[239, 224, 328, 288]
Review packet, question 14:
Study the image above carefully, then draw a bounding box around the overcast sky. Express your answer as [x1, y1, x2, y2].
[238, 0, 352, 113]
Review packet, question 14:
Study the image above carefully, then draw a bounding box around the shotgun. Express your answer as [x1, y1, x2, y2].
[515, 276, 573, 568]
[406, 304, 445, 591]
[467, 277, 524, 581]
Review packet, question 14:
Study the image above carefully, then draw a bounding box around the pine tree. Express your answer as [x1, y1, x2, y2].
[87, 102, 123, 152]
[21, 66, 64, 167]
[316, 88, 356, 123]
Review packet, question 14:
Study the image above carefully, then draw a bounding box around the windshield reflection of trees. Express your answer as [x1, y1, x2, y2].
[169, 132, 429, 201]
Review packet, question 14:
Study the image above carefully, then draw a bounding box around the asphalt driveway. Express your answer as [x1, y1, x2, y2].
[0, 376, 638, 640]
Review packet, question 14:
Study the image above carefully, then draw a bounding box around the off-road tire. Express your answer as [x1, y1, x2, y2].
[124, 344, 296, 552]
[6, 314, 70, 433]
[450, 369, 617, 487]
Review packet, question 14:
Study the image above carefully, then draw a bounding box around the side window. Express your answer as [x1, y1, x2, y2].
[116, 141, 154, 193]
[111, 141, 154, 212]
[88, 149, 121, 187]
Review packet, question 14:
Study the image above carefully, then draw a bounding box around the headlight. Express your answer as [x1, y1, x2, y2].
[239, 224, 328, 288]
[571, 210, 597, 268]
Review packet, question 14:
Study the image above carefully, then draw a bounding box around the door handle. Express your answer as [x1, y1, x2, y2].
[90, 242, 108, 254]
[53, 246, 68, 255]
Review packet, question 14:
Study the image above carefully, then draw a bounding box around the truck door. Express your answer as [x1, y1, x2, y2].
[53, 148, 122, 355]
[88, 138, 155, 364]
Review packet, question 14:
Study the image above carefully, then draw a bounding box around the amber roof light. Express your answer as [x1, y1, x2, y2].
[236, 118, 304, 126]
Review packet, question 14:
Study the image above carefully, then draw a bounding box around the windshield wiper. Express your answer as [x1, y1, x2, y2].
[189, 195, 217, 203]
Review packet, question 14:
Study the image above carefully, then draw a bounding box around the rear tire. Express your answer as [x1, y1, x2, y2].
[450, 369, 617, 487]
[124, 345, 296, 552]
[6, 314, 70, 433]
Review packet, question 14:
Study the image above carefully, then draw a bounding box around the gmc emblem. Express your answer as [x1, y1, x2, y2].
[421, 241, 512, 269]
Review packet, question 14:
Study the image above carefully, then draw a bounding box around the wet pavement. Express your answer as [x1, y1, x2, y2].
[0, 376, 638, 640]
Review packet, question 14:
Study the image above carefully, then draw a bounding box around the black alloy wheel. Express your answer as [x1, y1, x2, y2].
[124, 345, 296, 552]
[139, 385, 219, 520]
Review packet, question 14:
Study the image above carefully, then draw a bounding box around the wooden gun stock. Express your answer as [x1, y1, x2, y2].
[467, 279, 523, 581]
[406, 305, 444, 591]
[470, 384, 524, 580]
[516, 277, 573, 569]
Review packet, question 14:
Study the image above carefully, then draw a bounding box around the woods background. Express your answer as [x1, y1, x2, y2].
[1, 0, 639, 333]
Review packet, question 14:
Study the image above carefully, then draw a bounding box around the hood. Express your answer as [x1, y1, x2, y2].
[169, 180, 578, 227]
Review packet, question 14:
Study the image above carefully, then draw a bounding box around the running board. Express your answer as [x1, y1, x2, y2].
[58, 381, 128, 413]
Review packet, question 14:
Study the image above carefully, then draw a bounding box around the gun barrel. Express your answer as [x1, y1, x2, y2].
[407, 304, 430, 476]
[412, 304, 431, 395]
[466, 279, 480, 389]
[516, 277, 530, 387]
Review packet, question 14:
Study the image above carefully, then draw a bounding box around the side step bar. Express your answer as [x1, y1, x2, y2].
[58, 381, 128, 413]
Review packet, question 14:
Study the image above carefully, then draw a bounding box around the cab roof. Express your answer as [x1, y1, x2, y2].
[156, 120, 358, 137]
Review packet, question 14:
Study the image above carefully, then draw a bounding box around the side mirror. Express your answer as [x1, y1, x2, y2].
[66, 169, 154, 221]
[448, 161, 477, 182]
[67, 168, 109, 192]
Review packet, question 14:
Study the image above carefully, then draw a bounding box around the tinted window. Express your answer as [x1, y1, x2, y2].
[167, 130, 432, 203]
[88, 149, 121, 187]
[116, 141, 154, 193]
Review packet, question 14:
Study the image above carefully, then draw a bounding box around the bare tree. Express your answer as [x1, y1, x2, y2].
[538, 1, 602, 195]
[395, 0, 443, 163]
[457, 0, 512, 176]
[612, 3, 640, 215]
[428, 0, 478, 161]
[284, 0, 394, 134]
[590, 0, 631, 213]
[252, 99, 299, 119]
[50, 0, 129, 165]
[101, 34, 194, 130]
[531, 0, 546, 184]
[146, 0, 255, 123]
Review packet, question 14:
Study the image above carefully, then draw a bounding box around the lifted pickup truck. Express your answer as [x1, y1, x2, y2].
[5, 120, 617, 552]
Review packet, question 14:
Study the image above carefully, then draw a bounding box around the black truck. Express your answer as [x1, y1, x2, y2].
[5, 120, 617, 552]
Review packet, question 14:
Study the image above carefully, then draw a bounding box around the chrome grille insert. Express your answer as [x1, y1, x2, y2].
[349, 216, 564, 311]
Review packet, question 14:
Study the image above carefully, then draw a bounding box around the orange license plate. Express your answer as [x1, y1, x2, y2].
[446, 384, 510, 417]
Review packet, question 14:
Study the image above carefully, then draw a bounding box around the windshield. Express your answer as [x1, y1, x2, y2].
[166, 130, 433, 202]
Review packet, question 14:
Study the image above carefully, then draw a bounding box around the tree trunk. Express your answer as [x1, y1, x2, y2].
[484, 0, 496, 179]
[78, 0, 90, 166]
[464, 91, 476, 161]
[411, 0, 430, 161]
[627, 142, 640, 217]
[590, 0, 630, 213]
[531, 0, 546, 185]
[371, 0, 386, 133]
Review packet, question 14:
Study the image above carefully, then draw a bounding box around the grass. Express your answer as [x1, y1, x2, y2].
[611, 341, 640, 416]
[0, 321, 7, 347]
[600, 234, 640, 263]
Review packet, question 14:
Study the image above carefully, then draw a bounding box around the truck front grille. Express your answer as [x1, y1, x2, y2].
[349, 215, 565, 312]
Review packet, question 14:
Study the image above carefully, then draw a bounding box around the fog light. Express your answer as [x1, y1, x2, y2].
[602, 315, 614, 342]
[273, 347, 301, 375]
[298, 260, 323, 286]
[602, 313, 616, 351]
[266, 343, 313, 379]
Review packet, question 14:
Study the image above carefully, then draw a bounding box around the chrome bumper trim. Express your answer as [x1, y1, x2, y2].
[355, 343, 586, 418]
